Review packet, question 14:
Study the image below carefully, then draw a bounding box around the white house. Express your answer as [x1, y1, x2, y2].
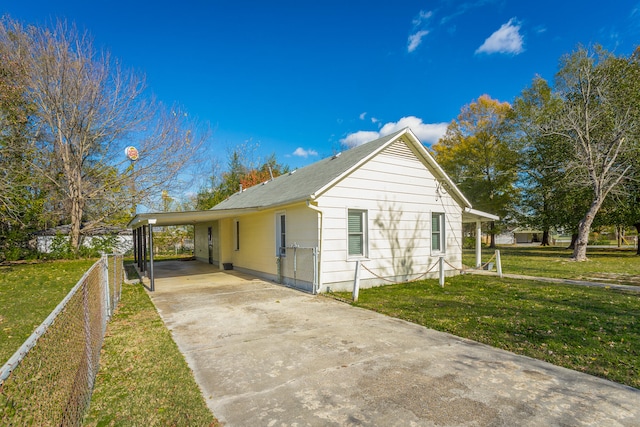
[128, 128, 497, 292]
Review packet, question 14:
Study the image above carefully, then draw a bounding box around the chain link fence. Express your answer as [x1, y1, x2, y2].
[277, 245, 318, 293]
[0, 254, 123, 426]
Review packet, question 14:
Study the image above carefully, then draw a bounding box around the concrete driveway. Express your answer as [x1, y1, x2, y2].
[148, 260, 640, 426]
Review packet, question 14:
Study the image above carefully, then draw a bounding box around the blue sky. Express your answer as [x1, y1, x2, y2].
[3, 1, 640, 172]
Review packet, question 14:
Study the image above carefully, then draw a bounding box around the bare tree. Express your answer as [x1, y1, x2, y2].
[548, 46, 640, 261]
[0, 17, 207, 252]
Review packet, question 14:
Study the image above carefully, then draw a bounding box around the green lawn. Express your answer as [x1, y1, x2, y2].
[342, 246, 640, 389]
[0, 259, 217, 426]
[0, 259, 96, 364]
[83, 281, 218, 426]
[464, 245, 639, 286]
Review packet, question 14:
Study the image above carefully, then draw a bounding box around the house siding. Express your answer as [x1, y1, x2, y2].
[316, 140, 462, 291]
[194, 203, 318, 286]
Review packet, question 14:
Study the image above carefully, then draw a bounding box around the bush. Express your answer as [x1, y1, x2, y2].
[78, 234, 119, 258]
[49, 233, 73, 259]
[463, 236, 476, 249]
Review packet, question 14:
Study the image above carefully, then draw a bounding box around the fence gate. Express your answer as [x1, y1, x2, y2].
[277, 245, 318, 294]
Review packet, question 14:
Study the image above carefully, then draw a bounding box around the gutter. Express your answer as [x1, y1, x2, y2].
[306, 199, 324, 294]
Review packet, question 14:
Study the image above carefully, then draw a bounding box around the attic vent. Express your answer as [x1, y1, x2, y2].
[289, 169, 297, 175]
[331, 152, 342, 160]
[383, 140, 415, 160]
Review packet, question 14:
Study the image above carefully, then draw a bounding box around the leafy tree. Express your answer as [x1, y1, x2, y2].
[512, 77, 567, 245]
[196, 149, 289, 210]
[541, 46, 640, 261]
[431, 94, 519, 247]
[0, 39, 47, 259]
[239, 153, 289, 189]
[0, 17, 208, 254]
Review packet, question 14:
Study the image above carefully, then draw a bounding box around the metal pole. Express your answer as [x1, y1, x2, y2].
[439, 256, 445, 287]
[103, 255, 111, 321]
[352, 260, 361, 302]
[475, 220, 482, 268]
[149, 224, 155, 292]
[293, 245, 297, 287]
[142, 225, 147, 274]
[133, 228, 137, 265]
[313, 247, 318, 294]
[136, 227, 142, 270]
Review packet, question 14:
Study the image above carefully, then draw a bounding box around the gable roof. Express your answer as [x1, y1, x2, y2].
[211, 127, 471, 212]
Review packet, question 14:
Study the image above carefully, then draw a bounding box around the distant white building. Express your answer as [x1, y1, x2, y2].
[35, 224, 132, 254]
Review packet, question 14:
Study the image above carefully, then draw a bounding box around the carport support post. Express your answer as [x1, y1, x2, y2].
[142, 225, 147, 275]
[352, 260, 361, 302]
[133, 228, 137, 265]
[475, 220, 482, 268]
[148, 220, 156, 292]
[439, 256, 445, 287]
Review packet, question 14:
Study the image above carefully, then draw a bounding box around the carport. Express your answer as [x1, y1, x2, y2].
[128, 208, 256, 291]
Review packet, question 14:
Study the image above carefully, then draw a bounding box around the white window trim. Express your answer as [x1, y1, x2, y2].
[347, 208, 368, 260]
[431, 212, 446, 255]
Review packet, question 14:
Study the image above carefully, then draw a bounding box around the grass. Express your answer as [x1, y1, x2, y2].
[83, 281, 218, 426]
[464, 245, 639, 286]
[0, 259, 97, 364]
[338, 245, 640, 389]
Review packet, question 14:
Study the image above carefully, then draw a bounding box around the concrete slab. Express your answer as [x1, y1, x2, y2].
[148, 260, 640, 426]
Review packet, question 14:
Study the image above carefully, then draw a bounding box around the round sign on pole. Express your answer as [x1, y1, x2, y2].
[125, 146, 139, 161]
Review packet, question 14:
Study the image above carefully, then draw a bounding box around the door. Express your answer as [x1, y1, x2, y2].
[276, 212, 286, 256]
[208, 226, 213, 264]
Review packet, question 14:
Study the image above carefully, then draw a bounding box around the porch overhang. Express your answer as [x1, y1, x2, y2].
[462, 208, 499, 223]
[127, 208, 260, 229]
[461, 208, 499, 269]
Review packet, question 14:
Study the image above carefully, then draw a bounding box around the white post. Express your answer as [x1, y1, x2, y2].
[495, 249, 503, 278]
[352, 260, 361, 302]
[475, 220, 482, 268]
[439, 256, 445, 287]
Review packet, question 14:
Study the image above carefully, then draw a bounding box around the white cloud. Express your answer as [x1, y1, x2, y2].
[340, 116, 449, 148]
[359, 112, 367, 120]
[292, 147, 318, 158]
[412, 10, 433, 27]
[475, 18, 524, 55]
[340, 131, 381, 149]
[371, 117, 379, 124]
[407, 30, 429, 53]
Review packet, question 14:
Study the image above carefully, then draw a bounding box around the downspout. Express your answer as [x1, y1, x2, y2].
[306, 199, 323, 294]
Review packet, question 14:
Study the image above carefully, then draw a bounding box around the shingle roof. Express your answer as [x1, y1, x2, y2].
[210, 129, 406, 211]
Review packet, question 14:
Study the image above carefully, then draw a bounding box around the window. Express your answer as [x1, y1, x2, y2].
[276, 212, 286, 256]
[234, 220, 240, 251]
[432, 212, 445, 252]
[348, 209, 367, 257]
